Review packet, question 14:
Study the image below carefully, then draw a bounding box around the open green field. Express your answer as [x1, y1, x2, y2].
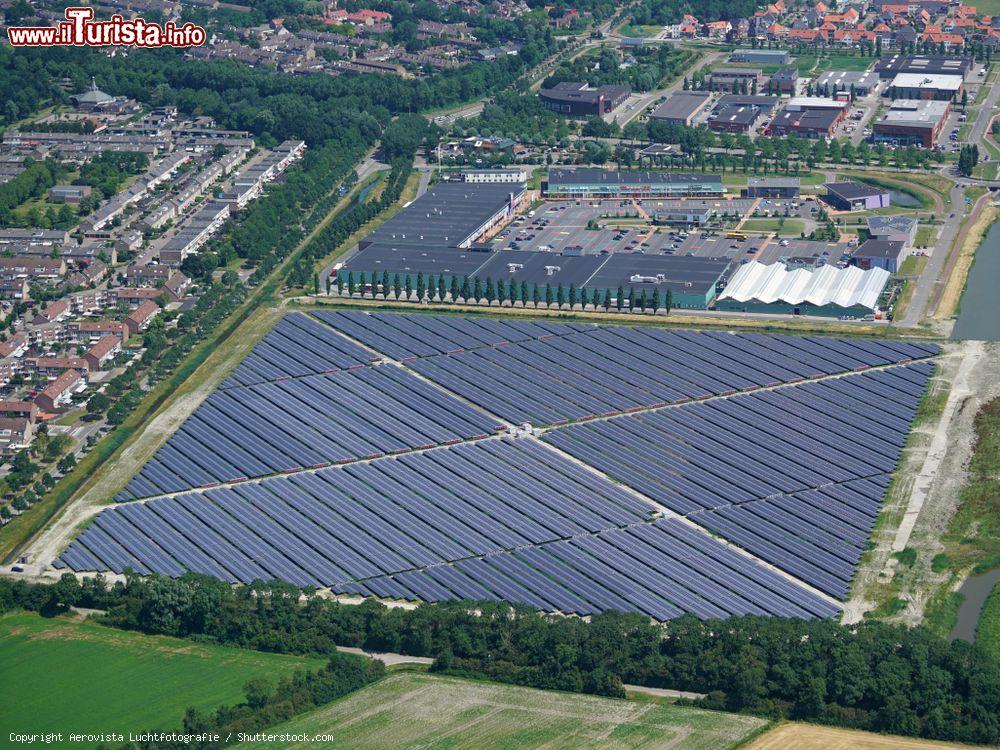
[741, 218, 805, 235]
[0, 611, 326, 747]
[236, 672, 768, 750]
[618, 23, 662, 38]
[793, 53, 875, 74]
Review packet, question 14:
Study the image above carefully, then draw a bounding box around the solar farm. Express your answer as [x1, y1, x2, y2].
[55, 310, 940, 622]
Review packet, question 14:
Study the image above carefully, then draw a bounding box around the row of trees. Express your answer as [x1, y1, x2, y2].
[957, 144, 980, 178]
[336, 271, 676, 314]
[4, 574, 996, 745]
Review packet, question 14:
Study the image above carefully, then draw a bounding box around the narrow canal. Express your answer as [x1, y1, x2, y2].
[952, 217, 1000, 341]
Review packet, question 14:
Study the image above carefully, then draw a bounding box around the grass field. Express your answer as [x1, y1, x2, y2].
[745, 723, 982, 750]
[0, 611, 326, 746]
[793, 53, 875, 74]
[914, 226, 936, 249]
[741, 218, 805, 235]
[618, 23, 662, 38]
[235, 672, 768, 750]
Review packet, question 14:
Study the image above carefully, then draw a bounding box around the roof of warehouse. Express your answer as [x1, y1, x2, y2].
[771, 107, 841, 131]
[547, 169, 722, 186]
[890, 72, 964, 90]
[718, 260, 889, 310]
[877, 99, 950, 129]
[709, 105, 762, 126]
[748, 176, 801, 188]
[853, 239, 905, 259]
[344, 244, 731, 292]
[815, 70, 879, 87]
[342, 244, 494, 278]
[364, 181, 523, 248]
[650, 92, 711, 120]
[824, 180, 888, 200]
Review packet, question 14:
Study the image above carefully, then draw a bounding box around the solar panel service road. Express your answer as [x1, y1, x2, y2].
[56, 311, 939, 623]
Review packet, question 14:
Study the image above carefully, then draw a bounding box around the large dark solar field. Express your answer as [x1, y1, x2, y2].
[57, 311, 939, 621]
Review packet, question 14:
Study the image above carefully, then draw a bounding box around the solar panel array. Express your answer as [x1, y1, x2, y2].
[222, 313, 376, 389]
[117, 361, 502, 501]
[61, 439, 837, 619]
[543, 362, 932, 598]
[61, 311, 940, 622]
[316, 310, 939, 425]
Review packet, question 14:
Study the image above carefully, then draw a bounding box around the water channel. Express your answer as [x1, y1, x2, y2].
[952, 216, 1000, 341]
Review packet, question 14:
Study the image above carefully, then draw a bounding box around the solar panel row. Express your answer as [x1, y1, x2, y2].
[116, 364, 502, 500]
[61, 438, 838, 619]
[542, 362, 932, 598]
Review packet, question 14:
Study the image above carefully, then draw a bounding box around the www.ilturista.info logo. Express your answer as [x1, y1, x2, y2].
[7, 7, 206, 47]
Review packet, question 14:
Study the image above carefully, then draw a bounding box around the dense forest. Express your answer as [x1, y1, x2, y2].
[543, 46, 694, 93]
[631, 0, 760, 24]
[3, 574, 997, 746]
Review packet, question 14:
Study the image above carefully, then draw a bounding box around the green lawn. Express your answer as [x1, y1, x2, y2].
[914, 226, 936, 249]
[972, 162, 999, 181]
[792, 53, 875, 74]
[618, 23, 662, 38]
[235, 672, 768, 750]
[0, 611, 327, 747]
[897, 254, 928, 277]
[741, 218, 805, 235]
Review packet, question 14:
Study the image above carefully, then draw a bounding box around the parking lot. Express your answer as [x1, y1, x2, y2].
[492, 199, 848, 266]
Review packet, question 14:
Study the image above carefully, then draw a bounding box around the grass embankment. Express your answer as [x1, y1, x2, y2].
[234, 672, 768, 750]
[291, 296, 936, 340]
[976, 581, 1000, 661]
[922, 398, 1000, 637]
[0, 611, 325, 747]
[935, 206, 999, 320]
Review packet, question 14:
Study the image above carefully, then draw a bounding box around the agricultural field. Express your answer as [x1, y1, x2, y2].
[0, 611, 326, 747]
[744, 723, 984, 750]
[235, 672, 768, 750]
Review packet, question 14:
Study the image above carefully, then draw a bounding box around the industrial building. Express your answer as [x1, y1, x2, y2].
[867, 215, 918, 246]
[767, 106, 843, 138]
[341, 247, 731, 308]
[707, 104, 766, 134]
[715, 261, 890, 317]
[708, 68, 764, 92]
[729, 48, 791, 65]
[448, 168, 529, 184]
[769, 67, 799, 94]
[360, 181, 525, 251]
[887, 73, 963, 101]
[872, 99, 950, 147]
[649, 92, 712, 126]
[814, 70, 879, 96]
[823, 180, 891, 211]
[851, 239, 908, 273]
[741, 177, 800, 198]
[544, 169, 723, 199]
[538, 82, 631, 117]
[873, 55, 972, 80]
[652, 208, 712, 226]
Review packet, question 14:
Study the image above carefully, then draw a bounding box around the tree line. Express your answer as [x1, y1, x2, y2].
[2, 574, 997, 745]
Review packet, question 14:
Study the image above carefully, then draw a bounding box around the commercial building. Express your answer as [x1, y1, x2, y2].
[716, 94, 779, 113]
[361, 181, 525, 251]
[823, 180, 891, 211]
[872, 99, 950, 147]
[887, 73, 963, 101]
[873, 55, 972, 80]
[768, 106, 843, 138]
[769, 67, 799, 95]
[741, 177, 801, 198]
[649, 92, 712, 126]
[341, 248, 731, 309]
[538, 82, 631, 117]
[708, 68, 764, 92]
[652, 208, 712, 226]
[851, 239, 908, 273]
[814, 70, 879, 96]
[867, 215, 918, 246]
[729, 48, 791, 65]
[715, 261, 890, 316]
[544, 169, 723, 199]
[708, 104, 766, 134]
[451, 169, 529, 184]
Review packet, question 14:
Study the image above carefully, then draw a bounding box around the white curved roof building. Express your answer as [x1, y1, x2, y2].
[717, 261, 889, 316]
